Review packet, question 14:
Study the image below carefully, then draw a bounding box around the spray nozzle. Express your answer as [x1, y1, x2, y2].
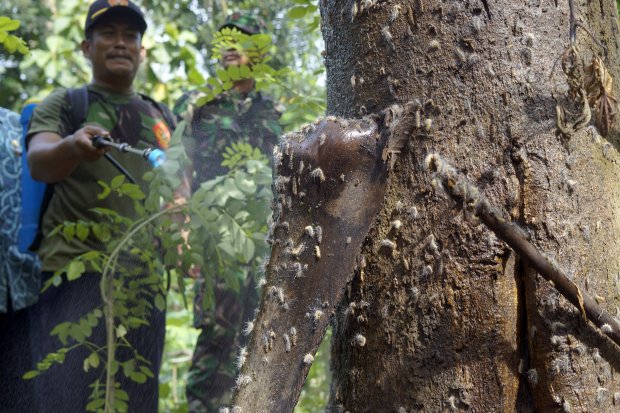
[92, 136, 167, 168]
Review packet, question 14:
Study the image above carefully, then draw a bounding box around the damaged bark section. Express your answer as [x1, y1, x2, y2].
[229, 117, 390, 412]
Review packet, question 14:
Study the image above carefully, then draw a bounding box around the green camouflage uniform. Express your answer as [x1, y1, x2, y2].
[174, 87, 281, 412]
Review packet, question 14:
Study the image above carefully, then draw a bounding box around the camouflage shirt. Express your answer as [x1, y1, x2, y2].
[173, 88, 282, 192]
[27, 84, 174, 272]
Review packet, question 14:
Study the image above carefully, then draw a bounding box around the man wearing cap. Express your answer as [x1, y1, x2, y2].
[173, 11, 282, 412]
[26, 1, 173, 412]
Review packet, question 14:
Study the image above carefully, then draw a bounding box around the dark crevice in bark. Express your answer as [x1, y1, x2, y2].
[515, 256, 535, 411]
[480, 0, 492, 20]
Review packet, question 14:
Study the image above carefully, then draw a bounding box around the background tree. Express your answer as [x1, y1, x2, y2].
[230, 0, 620, 412]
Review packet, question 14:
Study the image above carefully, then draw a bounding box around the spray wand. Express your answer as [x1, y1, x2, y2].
[92, 136, 167, 184]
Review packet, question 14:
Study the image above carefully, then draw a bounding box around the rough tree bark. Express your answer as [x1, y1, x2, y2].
[230, 1, 620, 412]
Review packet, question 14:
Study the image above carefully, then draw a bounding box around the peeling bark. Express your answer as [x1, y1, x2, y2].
[230, 118, 390, 411]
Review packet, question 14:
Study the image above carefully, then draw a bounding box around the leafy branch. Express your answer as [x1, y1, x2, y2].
[0, 16, 28, 54]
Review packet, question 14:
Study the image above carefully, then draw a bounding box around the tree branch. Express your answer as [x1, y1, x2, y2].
[424, 153, 620, 349]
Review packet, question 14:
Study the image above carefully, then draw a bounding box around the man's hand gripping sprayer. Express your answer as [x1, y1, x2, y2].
[92, 136, 166, 184]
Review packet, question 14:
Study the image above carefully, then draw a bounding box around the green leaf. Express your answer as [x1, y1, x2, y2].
[116, 324, 128, 338]
[288, 6, 309, 19]
[111, 174, 126, 190]
[155, 294, 166, 311]
[76, 222, 89, 241]
[216, 68, 230, 82]
[119, 183, 145, 200]
[92, 224, 111, 242]
[0, 17, 20, 32]
[97, 181, 111, 200]
[86, 399, 105, 412]
[66, 260, 85, 281]
[139, 366, 154, 378]
[22, 370, 40, 380]
[188, 67, 205, 85]
[227, 64, 240, 81]
[62, 223, 76, 241]
[130, 371, 147, 384]
[207, 76, 221, 88]
[239, 65, 251, 79]
[122, 360, 135, 378]
[86, 352, 100, 369]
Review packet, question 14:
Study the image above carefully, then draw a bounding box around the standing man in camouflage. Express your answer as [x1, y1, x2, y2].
[174, 12, 282, 412]
[26, 1, 173, 412]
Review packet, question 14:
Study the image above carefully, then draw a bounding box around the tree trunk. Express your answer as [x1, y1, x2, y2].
[321, 0, 620, 412]
[230, 1, 620, 412]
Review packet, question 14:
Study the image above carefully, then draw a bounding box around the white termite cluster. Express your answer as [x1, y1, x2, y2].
[270, 286, 285, 305]
[274, 175, 291, 192]
[351, 1, 358, 22]
[597, 387, 608, 405]
[424, 118, 433, 131]
[243, 321, 254, 336]
[353, 333, 366, 347]
[283, 334, 291, 352]
[291, 262, 304, 279]
[290, 327, 298, 346]
[236, 347, 247, 369]
[549, 355, 570, 376]
[303, 354, 315, 364]
[315, 226, 323, 244]
[602, 323, 613, 334]
[428, 39, 441, 52]
[410, 286, 419, 306]
[381, 26, 393, 43]
[315, 245, 321, 260]
[427, 234, 439, 254]
[380, 239, 397, 251]
[287, 241, 305, 258]
[560, 397, 571, 412]
[310, 167, 326, 182]
[273, 145, 283, 169]
[312, 309, 324, 323]
[447, 395, 458, 411]
[389, 4, 401, 22]
[231, 406, 243, 413]
[304, 225, 315, 238]
[235, 374, 252, 388]
[421, 265, 433, 278]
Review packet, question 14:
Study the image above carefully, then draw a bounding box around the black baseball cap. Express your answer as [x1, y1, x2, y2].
[84, 0, 147, 35]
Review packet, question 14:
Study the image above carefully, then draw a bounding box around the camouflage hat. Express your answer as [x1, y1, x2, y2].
[218, 11, 267, 35]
